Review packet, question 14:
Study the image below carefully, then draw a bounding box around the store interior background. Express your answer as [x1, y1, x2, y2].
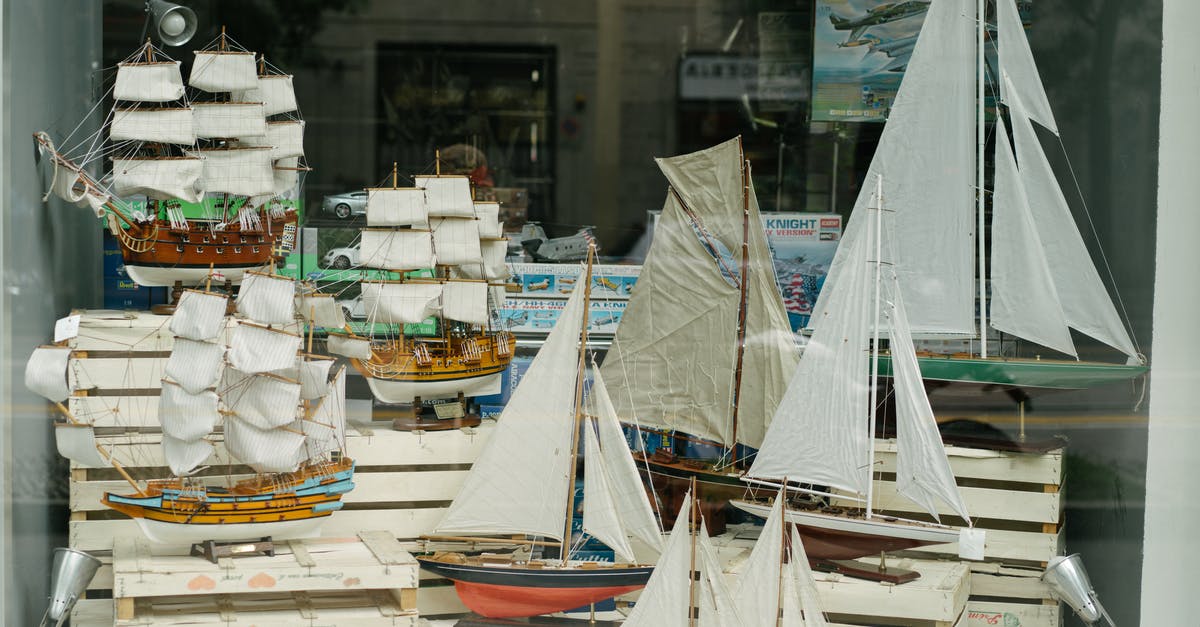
[2, 1, 1164, 624]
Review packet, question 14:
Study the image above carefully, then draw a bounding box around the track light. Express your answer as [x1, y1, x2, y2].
[146, 0, 197, 47]
[1041, 554, 1116, 626]
[39, 548, 102, 627]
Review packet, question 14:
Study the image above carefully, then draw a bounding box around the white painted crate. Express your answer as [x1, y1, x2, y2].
[98, 531, 418, 627]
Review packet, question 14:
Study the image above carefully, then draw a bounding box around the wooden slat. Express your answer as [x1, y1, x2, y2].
[963, 601, 1060, 627]
[70, 356, 167, 393]
[833, 482, 1061, 525]
[112, 592, 419, 627]
[911, 527, 1060, 564]
[873, 440, 1062, 486]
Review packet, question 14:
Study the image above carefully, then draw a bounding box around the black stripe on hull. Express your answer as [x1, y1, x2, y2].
[416, 558, 654, 589]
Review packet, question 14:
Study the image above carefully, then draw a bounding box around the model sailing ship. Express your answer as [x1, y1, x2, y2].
[34, 31, 303, 288]
[808, 0, 1146, 391]
[329, 162, 514, 410]
[733, 174, 979, 574]
[416, 249, 664, 619]
[25, 271, 356, 544]
[599, 137, 799, 523]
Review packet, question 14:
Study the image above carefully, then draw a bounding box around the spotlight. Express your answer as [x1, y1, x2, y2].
[40, 548, 101, 627]
[146, 0, 197, 47]
[1041, 554, 1116, 626]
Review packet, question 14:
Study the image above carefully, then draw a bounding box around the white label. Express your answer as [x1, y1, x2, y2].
[54, 314, 81, 343]
[958, 528, 986, 560]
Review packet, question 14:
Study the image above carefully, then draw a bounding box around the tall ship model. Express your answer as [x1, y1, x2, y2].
[34, 31, 303, 288]
[329, 162, 514, 407]
[807, 0, 1146, 391]
[416, 249, 664, 619]
[25, 271, 356, 543]
[599, 137, 800, 523]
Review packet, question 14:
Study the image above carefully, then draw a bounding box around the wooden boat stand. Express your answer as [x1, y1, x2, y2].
[190, 536, 276, 564]
[811, 552, 920, 585]
[390, 393, 482, 432]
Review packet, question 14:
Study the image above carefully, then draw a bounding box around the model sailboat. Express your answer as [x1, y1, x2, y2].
[733, 175, 979, 567]
[34, 32, 302, 288]
[599, 137, 798, 517]
[25, 270, 357, 544]
[808, 0, 1145, 391]
[332, 163, 514, 408]
[621, 490, 742, 627]
[416, 250, 663, 619]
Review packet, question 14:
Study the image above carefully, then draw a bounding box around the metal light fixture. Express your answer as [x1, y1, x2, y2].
[145, 0, 197, 47]
[1041, 554, 1116, 626]
[40, 548, 102, 627]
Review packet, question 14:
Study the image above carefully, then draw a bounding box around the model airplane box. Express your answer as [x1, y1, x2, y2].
[496, 297, 628, 335]
[507, 263, 641, 299]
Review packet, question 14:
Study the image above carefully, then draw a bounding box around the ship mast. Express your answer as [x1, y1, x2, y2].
[728, 137, 753, 464]
[561, 243, 596, 565]
[977, 0, 988, 358]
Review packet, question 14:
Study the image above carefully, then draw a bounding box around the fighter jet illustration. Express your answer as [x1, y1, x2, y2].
[829, 1, 931, 43]
[839, 33, 919, 72]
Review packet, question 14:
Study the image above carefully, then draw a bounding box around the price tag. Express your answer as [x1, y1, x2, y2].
[54, 314, 81, 343]
[958, 528, 986, 560]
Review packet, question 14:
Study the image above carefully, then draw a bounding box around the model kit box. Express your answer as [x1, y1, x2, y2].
[507, 263, 641, 299]
[496, 297, 627, 335]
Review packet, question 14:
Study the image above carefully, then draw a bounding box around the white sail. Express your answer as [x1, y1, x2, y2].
[114, 61, 185, 102]
[226, 322, 300, 373]
[359, 229, 435, 270]
[431, 218, 484, 266]
[298, 357, 333, 400]
[189, 51, 259, 92]
[582, 421, 637, 563]
[748, 217, 873, 494]
[809, 0, 976, 337]
[297, 293, 346, 329]
[302, 367, 346, 460]
[164, 338, 224, 394]
[734, 491, 786, 627]
[603, 138, 798, 448]
[327, 333, 372, 359]
[473, 201, 503, 238]
[112, 157, 203, 203]
[223, 415, 306, 473]
[361, 282, 441, 324]
[456, 240, 509, 281]
[436, 275, 587, 539]
[25, 346, 73, 403]
[244, 120, 305, 160]
[997, 0, 1057, 134]
[367, 188, 427, 227]
[273, 156, 300, 195]
[440, 281, 488, 325]
[237, 272, 297, 326]
[414, 175, 475, 218]
[162, 435, 214, 477]
[624, 494, 742, 627]
[192, 102, 266, 139]
[220, 369, 301, 430]
[885, 284, 972, 523]
[789, 526, 829, 627]
[591, 367, 664, 554]
[54, 424, 109, 469]
[110, 108, 196, 145]
[990, 115, 1076, 357]
[232, 74, 298, 116]
[170, 290, 229, 341]
[159, 380, 219, 442]
[1007, 88, 1140, 360]
[191, 147, 276, 197]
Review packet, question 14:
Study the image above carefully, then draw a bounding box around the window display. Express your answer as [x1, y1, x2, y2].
[0, 0, 1180, 625]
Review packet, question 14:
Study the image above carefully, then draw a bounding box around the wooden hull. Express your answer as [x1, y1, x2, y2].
[102, 459, 354, 543]
[117, 210, 298, 287]
[894, 353, 1148, 391]
[631, 451, 745, 534]
[417, 556, 653, 618]
[351, 333, 514, 402]
[730, 499, 959, 561]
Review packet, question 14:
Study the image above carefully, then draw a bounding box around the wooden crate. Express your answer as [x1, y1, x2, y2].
[76, 531, 419, 626]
